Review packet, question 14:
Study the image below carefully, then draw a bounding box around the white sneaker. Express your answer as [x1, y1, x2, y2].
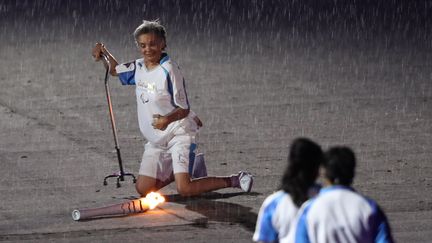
[238, 171, 253, 192]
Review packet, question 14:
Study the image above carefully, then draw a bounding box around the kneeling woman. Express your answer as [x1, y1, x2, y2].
[92, 20, 253, 197]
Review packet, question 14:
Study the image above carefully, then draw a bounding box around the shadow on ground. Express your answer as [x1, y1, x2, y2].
[123, 192, 260, 232]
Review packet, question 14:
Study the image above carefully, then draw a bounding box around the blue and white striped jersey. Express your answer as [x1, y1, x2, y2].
[284, 185, 393, 243]
[253, 190, 298, 242]
[254, 185, 321, 243]
[115, 53, 197, 145]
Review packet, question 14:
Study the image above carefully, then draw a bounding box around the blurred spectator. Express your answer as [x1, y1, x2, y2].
[253, 138, 324, 242]
[284, 146, 394, 243]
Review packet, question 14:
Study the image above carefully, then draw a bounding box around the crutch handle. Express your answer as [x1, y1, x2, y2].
[101, 53, 111, 74]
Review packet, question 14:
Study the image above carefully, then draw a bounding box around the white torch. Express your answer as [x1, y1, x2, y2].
[72, 192, 165, 221]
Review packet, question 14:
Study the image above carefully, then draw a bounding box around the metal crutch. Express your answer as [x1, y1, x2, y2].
[101, 53, 136, 187]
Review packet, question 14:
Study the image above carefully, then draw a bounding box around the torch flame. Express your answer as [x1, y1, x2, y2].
[140, 192, 165, 210]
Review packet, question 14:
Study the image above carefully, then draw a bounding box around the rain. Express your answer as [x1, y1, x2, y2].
[0, 0, 431, 242]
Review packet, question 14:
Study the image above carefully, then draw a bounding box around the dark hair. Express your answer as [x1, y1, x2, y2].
[281, 138, 324, 207]
[323, 147, 356, 186]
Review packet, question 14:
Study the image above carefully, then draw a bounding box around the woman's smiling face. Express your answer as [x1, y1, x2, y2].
[136, 32, 166, 65]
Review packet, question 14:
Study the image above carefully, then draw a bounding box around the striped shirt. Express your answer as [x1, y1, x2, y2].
[284, 185, 394, 243]
[254, 186, 321, 243]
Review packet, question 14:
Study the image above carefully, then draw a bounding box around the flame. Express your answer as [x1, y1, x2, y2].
[140, 192, 165, 210]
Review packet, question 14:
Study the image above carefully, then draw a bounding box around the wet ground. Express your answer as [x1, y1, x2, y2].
[0, 0, 431, 242]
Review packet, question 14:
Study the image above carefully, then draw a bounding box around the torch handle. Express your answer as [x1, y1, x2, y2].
[72, 199, 148, 221]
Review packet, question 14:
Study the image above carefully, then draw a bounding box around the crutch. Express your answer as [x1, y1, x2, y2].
[101, 53, 136, 187]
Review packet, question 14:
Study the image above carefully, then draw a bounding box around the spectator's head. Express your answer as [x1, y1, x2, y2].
[323, 147, 356, 186]
[281, 138, 324, 207]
